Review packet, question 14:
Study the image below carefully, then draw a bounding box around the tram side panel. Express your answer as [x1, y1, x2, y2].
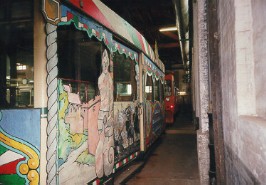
[56, 28, 112, 183]
[112, 52, 141, 165]
[0, 110, 41, 184]
[0, 0, 165, 184]
[142, 57, 165, 150]
[56, 24, 141, 184]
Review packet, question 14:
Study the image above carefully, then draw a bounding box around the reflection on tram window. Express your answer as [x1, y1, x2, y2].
[145, 86, 152, 93]
[145, 75, 153, 101]
[116, 83, 132, 96]
[113, 52, 137, 101]
[0, 0, 34, 108]
[154, 79, 160, 101]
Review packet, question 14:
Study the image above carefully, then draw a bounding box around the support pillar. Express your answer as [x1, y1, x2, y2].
[34, 0, 48, 184]
[194, 0, 210, 184]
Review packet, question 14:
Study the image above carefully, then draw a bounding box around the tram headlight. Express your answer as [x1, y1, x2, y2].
[166, 97, 170, 101]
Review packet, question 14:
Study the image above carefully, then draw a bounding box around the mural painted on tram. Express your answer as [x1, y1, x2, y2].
[152, 102, 164, 136]
[145, 101, 152, 144]
[0, 109, 40, 185]
[56, 23, 141, 183]
[113, 51, 140, 162]
[41, 0, 164, 184]
[57, 48, 115, 183]
[0, 0, 166, 184]
[144, 98, 164, 147]
[143, 57, 165, 147]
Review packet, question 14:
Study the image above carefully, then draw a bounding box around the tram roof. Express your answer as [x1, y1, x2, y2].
[65, 0, 164, 72]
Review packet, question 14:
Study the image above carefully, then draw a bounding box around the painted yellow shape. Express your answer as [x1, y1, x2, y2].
[0, 131, 40, 185]
[72, 133, 83, 145]
[59, 91, 69, 119]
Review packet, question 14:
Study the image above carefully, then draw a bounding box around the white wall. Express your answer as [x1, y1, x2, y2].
[218, 0, 266, 183]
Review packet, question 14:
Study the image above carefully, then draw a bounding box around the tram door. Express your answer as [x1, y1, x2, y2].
[143, 72, 153, 148]
[112, 52, 141, 159]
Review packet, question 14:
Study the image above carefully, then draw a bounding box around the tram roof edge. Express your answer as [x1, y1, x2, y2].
[65, 0, 164, 71]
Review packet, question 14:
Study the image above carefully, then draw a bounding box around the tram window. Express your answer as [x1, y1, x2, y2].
[57, 25, 102, 102]
[0, 0, 34, 108]
[162, 83, 165, 100]
[145, 75, 153, 101]
[113, 52, 137, 101]
[154, 79, 160, 101]
[159, 80, 163, 102]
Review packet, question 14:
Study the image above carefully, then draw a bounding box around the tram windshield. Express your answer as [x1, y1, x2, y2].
[165, 80, 172, 97]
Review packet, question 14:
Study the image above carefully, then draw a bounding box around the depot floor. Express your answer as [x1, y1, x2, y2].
[126, 111, 200, 185]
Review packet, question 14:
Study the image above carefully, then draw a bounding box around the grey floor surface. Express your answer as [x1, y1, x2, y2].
[126, 111, 200, 185]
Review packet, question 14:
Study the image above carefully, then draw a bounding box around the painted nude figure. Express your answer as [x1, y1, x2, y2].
[95, 49, 115, 177]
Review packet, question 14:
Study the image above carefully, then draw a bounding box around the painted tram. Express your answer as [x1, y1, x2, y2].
[164, 73, 179, 124]
[0, 0, 165, 184]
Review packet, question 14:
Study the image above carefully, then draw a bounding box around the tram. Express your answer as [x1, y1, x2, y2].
[0, 0, 165, 184]
[164, 73, 179, 124]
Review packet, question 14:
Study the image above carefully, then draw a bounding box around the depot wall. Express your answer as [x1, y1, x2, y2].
[218, 0, 266, 183]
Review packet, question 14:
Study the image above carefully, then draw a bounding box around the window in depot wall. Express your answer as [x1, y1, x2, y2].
[113, 52, 137, 101]
[57, 24, 103, 102]
[145, 75, 153, 101]
[0, 0, 34, 108]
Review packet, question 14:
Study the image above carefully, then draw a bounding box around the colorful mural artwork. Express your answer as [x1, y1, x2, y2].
[112, 54, 141, 162]
[58, 79, 98, 184]
[57, 49, 115, 184]
[144, 100, 164, 147]
[144, 56, 164, 83]
[143, 67, 164, 147]
[95, 49, 115, 178]
[113, 102, 140, 161]
[0, 109, 40, 185]
[145, 101, 152, 143]
[41, 1, 165, 184]
[152, 102, 164, 136]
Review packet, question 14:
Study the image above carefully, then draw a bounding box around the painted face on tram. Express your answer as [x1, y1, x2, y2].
[102, 50, 109, 74]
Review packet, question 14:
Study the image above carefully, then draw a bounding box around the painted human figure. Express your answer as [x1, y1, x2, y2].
[95, 49, 114, 177]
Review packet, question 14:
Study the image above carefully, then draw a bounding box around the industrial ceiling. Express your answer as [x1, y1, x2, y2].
[101, 0, 192, 73]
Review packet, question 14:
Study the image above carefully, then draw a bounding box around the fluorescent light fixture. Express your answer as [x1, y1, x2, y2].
[159, 26, 177, 32]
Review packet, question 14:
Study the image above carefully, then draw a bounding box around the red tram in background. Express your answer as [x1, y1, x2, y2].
[164, 73, 179, 124]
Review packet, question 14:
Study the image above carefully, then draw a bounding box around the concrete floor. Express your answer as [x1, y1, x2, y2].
[126, 112, 200, 185]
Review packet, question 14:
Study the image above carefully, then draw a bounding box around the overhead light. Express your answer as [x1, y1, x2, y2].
[159, 26, 177, 32]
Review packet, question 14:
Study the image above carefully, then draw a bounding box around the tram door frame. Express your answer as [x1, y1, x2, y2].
[139, 53, 154, 153]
